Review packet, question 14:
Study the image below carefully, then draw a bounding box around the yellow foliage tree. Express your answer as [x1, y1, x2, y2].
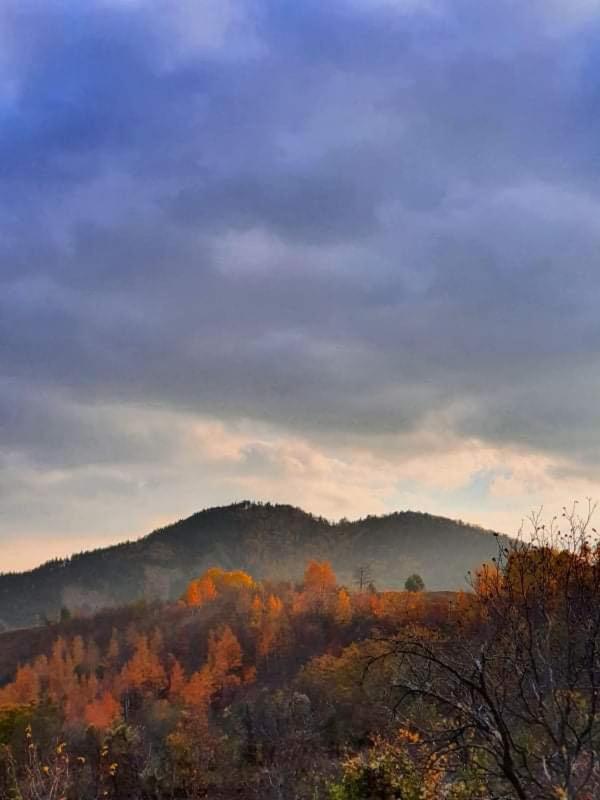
[204, 567, 254, 591]
[182, 568, 254, 607]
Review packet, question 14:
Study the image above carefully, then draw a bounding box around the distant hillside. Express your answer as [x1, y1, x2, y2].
[0, 501, 505, 629]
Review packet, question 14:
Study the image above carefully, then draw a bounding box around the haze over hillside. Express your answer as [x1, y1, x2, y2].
[0, 501, 504, 630]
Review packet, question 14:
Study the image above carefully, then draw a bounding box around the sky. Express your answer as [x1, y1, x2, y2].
[2, 0, 600, 572]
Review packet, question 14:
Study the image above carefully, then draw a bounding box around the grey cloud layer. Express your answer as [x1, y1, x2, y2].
[2, 0, 600, 490]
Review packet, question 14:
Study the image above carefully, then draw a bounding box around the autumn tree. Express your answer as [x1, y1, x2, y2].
[266, 594, 283, 617]
[373, 504, 600, 800]
[0, 664, 40, 706]
[120, 634, 166, 695]
[182, 666, 214, 709]
[184, 575, 217, 608]
[84, 690, 121, 729]
[329, 731, 447, 800]
[47, 637, 77, 705]
[167, 658, 187, 701]
[303, 560, 336, 595]
[251, 593, 286, 665]
[207, 625, 243, 692]
[184, 580, 202, 607]
[304, 560, 336, 593]
[182, 567, 254, 608]
[204, 567, 254, 592]
[334, 588, 352, 625]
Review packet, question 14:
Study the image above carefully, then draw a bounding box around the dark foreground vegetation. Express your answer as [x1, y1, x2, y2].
[1, 504, 599, 799]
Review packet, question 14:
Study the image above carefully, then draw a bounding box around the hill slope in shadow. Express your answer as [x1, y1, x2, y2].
[0, 501, 505, 629]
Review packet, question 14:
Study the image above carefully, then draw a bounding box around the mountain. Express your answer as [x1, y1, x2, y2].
[0, 501, 504, 630]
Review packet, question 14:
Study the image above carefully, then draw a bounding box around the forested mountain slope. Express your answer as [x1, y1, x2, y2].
[0, 502, 504, 629]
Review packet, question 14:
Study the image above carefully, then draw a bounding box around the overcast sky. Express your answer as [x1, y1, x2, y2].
[2, 0, 600, 571]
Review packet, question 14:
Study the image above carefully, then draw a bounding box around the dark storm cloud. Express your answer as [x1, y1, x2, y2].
[2, 0, 600, 488]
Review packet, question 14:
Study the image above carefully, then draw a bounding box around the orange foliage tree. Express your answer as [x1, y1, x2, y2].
[84, 690, 121, 730]
[0, 664, 40, 706]
[120, 634, 166, 694]
[207, 625, 243, 691]
[184, 575, 218, 607]
[168, 659, 187, 700]
[266, 594, 283, 617]
[250, 594, 264, 627]
[334, 588, 352, 624]
[303, 560, 336, 594]
[182, 666, 214, 709]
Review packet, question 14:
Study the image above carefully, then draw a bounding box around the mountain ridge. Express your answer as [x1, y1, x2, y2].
[0, 501, 506, 630]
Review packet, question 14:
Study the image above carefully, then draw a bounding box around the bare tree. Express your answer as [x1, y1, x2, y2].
[369, 502, 600, 799]
[353, 563, 374, 593]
